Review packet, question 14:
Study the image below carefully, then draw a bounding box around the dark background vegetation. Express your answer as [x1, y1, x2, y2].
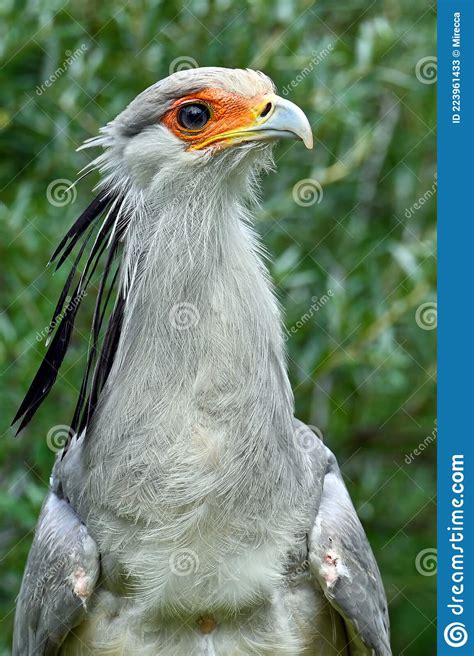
[0, 1, 436, 654]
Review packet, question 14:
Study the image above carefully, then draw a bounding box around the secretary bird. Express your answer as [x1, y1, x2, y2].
[13, 67, 391, 655]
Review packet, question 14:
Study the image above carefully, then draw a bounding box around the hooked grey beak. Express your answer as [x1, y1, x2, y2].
[248, 95, 314, 149]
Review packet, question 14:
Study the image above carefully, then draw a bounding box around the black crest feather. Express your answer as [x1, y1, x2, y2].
[13, 190, 130, 438]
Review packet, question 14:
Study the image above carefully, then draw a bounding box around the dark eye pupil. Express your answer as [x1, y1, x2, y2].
[177, 104, 210, 130]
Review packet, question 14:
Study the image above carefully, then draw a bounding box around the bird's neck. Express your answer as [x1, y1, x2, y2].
[112, 163, 294, 426]
[85, 160, 306, 522]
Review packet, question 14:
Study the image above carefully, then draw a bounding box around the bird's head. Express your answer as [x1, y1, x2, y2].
[90, 67, 313, 191]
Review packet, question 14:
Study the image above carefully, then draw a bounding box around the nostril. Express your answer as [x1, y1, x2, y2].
[260, 102, 273, 118]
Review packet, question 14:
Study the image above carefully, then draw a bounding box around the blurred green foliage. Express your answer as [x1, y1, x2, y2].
[0, 1, 436, 654]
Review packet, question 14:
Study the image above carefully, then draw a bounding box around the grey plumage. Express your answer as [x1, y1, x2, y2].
[13, 490, 100, 655]
[14, 67, 391, 655]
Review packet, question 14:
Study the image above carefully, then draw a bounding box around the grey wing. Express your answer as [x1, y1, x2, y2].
[13, 490, 100, 655]
[304, 429, 391, 655]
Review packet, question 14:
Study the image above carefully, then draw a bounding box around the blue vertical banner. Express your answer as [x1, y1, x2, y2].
[438, 1, 474, 654]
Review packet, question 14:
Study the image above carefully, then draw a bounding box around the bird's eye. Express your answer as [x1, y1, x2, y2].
[177, 103, 211, 131]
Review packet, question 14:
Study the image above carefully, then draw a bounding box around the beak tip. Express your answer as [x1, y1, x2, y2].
[270, 95, 314, 149]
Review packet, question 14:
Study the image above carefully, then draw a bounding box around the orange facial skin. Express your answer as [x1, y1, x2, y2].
[161, 88, 272, 151]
